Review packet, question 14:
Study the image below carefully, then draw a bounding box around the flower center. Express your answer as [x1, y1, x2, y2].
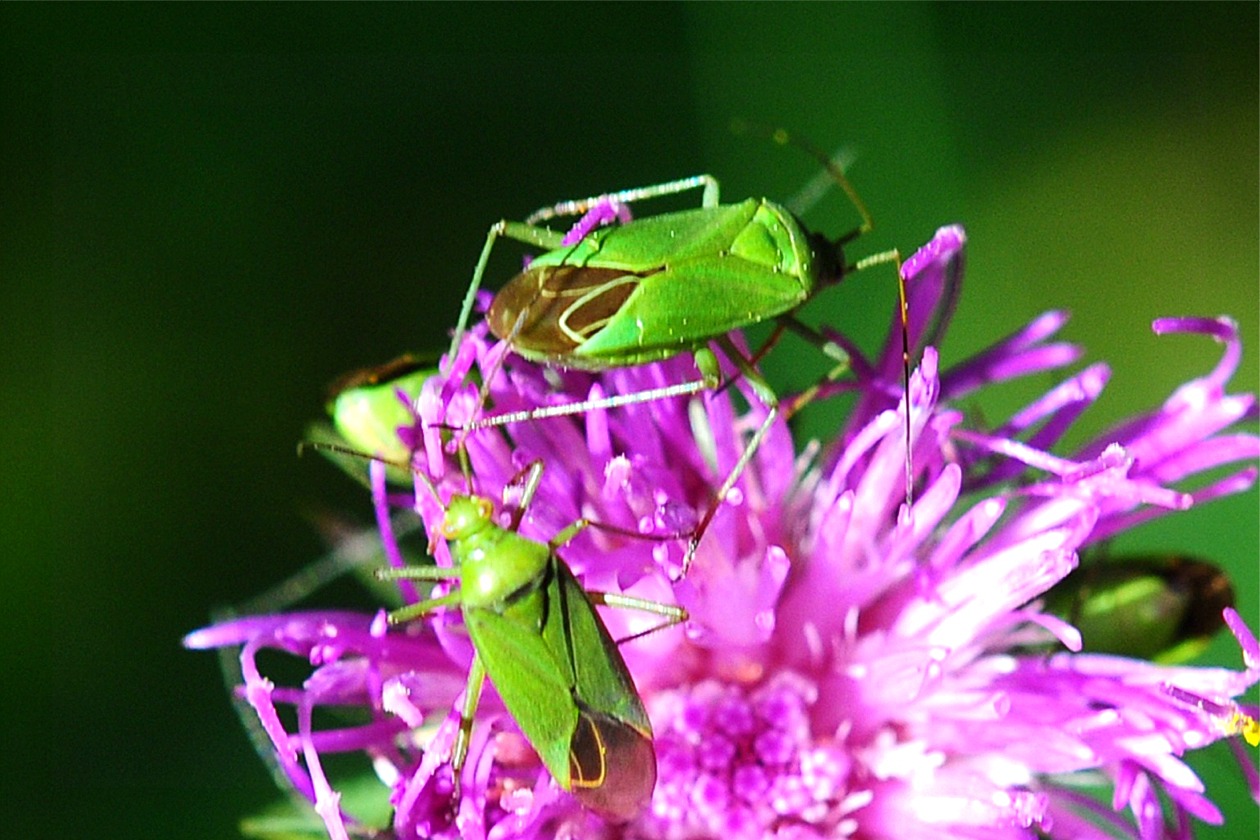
[642, 675, 862, 839]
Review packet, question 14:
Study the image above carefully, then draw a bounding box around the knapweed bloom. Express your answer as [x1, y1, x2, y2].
[186, 225, 1260, 839]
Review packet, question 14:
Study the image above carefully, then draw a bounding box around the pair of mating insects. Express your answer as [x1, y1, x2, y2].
[318, 133, 1251, 822]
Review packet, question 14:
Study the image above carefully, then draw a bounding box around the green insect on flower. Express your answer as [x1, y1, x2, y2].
[314, 354, 435, 486]
[450, 130, 910, 573]
[1042, 553, 1236, 663]
[379, 461, 687, 822]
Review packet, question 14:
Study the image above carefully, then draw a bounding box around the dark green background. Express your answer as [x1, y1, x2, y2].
[2, 5, 1255, 838]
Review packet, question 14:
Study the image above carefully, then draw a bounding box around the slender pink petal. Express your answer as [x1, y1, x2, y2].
[188, 226, 1259, 839]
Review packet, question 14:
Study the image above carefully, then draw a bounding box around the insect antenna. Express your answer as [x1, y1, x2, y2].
[734, 120, 915, 510]
[298, 440, 445, 509]
[452, 438, 485, 501]
[731, 120, 874, 239]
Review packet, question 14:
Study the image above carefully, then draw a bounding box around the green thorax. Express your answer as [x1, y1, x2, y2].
[442, 495, 550, 609]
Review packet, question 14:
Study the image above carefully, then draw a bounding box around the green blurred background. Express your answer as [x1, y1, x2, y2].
[2, 5, 1255, 838]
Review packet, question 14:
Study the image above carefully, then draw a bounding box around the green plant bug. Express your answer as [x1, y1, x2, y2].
[1043, 554, 1236, 663]
[449, 129, 911, 572]
[377, 459, 687, 822]
[316, 354, 434, 486]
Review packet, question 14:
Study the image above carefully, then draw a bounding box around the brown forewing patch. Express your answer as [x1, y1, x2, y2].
[568, 707, 656, 822]
[323, 353, 426, 403]
[488, 265, 643, 355]
[1172, 556, 1235, 641]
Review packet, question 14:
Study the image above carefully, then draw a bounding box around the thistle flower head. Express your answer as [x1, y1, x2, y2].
[187, 225, 1259, 839]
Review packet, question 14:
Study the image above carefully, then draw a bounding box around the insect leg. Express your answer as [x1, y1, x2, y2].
[586, 591, 689, 645]
[770, 316, 856, 420]
[495, 459, 546, 531]
[852, 248, 912, 510]
[680, 335, 781, 577]
[450, 656, 488, 800]
[449, 220, 569, 363]
[374, 568, 462, 625]
[524, 175, 721, 226]
[468, 378, 712, 433]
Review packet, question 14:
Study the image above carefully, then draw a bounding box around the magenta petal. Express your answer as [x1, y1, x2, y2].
[190, 225, 1260, 840]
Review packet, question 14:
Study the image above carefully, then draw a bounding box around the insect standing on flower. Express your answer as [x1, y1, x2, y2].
[376, 459, 688, 822]
[448, 128, 913, 574]
[314, 353, 435, 486]
[1044, 553, 1236, 663]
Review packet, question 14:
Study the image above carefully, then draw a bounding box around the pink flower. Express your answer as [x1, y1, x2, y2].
[187, 226, 1259, 839]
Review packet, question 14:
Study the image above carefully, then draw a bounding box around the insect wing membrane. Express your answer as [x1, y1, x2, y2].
[568, 706, 656, 823]
[1163, 556, 1234, 644]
